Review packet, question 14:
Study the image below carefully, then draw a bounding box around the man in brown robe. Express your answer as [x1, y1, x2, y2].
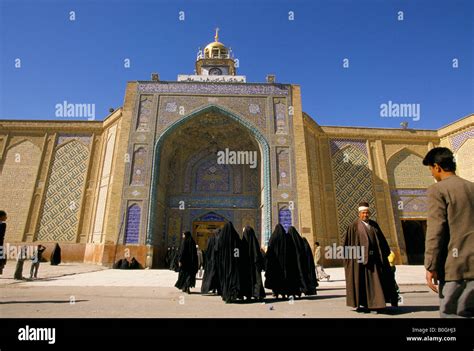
[343, 201, 398, 313]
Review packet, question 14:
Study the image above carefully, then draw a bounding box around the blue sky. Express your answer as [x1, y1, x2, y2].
[0, 0, 472, 129]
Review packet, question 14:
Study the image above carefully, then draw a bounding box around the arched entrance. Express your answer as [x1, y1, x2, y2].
[192, 212, 226, 250]
[146, 104, 271, 266]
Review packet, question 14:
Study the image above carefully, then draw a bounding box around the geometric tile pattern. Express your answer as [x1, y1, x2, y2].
[387, 150, 433, 189]
[57, 134, 91, 146]
[245, 166, 259, 192]
[390, 189, 428, 218]
[330, 138, 367, 157]
[157, 95, 268, 132]
[331, 145, 377, 242]
[456, 138, 474, 181]
[37, 140, 89, 242]
[233, 165, 243, 194]
[195, 157, 230, 192]
[450, 128, 474, 152]
[125, 204, 141, 244]
[0, 141, 41, 242]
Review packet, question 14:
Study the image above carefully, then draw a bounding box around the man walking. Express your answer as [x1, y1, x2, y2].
[423, 147, 474, 318]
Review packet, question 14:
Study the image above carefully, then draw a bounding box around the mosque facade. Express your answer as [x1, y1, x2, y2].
[1, 32, 473, 267]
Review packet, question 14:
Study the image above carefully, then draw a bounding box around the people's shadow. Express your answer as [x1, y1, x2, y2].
[0, 299, 89, 305]
[258, 293, 345, 304]
[376, 305, 439, 315]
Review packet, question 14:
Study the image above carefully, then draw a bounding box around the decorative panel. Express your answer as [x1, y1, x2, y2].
[124, 204, 141, 244]
[330, 141, 376, 241]
[276, 147, 290, 186]
[278, 205, 292, 232]
[37, 140, 89, 242]
[136, 95, 153, 131]
[91, 125, 117, 243]
[131, 147, 147, 186]
[388, 150, 433, 189]
[274, 99, 288, 134]
[0, 141, 41, 241]
[456, 138, 474, 182]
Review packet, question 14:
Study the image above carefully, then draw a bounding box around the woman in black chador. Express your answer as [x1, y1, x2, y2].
[50, 243, 61, 265]
[174, 231, 199, 294]
[240, 226, 265, 300]
[265, 224, 301, 298]
[201, 229, 221, 295]
[287, 226, 318, 296]
[169, 246, 180, 272]
[217, 222, 242, 303]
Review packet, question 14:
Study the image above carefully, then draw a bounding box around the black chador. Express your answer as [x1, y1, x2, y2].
[240, 226, 265, 300]
[174, 232, 199, 294]
[170, 246, 180, 272]
[201, 230, 222, 295]
[264, 224, 301, 298]
[50, 243, 61, 265]
[288, 226, 318, 296]
[165, 246, 172, 269]
[217, 222, 242, 303]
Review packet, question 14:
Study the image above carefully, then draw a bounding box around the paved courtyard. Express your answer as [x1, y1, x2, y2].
[0, 263, 440, 318]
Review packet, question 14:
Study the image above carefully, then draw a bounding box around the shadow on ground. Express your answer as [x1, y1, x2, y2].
[0, 299, 89, 305]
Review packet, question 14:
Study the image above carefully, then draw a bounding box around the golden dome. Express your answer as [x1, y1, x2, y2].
[204, 41, 226, 52]
[203, 28, 230, 59]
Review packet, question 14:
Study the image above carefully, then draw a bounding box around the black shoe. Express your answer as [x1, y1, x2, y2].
[355, 307, 369, 313]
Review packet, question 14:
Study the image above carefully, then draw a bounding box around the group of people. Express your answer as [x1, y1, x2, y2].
[171, 147, 473, 318]
[173, 222, 319, 303]
[0, 147, 471, 318]
[113, 256, 141, 269]
[0, 212, 62, 281]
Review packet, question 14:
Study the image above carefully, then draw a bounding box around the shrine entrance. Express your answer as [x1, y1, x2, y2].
[192, 221, 225, 250]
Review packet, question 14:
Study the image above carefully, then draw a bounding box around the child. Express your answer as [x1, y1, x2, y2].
[30, 244, 46, 279]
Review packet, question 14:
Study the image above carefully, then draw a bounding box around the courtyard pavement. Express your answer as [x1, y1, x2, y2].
[0, 262, 439, 318]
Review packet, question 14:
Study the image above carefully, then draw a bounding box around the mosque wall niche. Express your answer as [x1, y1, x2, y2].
[273, 98, 288, 134]
[130, 146, 147, 186]
[276, 147, 290, 187]
[136, 95, 153, 131]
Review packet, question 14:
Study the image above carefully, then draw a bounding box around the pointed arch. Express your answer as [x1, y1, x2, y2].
[387, 148, 433, 189]
[147, 104, 272, 244]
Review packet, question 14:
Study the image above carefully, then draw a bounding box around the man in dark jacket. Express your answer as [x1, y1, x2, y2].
[423, 147, 474, 318]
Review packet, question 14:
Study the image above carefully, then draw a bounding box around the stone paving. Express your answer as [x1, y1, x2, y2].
[0, 263, 440, 318]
